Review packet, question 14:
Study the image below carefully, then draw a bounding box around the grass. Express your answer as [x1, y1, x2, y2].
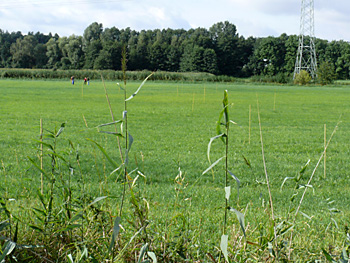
[1, 78, 350, 261]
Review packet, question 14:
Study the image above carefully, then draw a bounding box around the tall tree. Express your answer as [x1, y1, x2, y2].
[209, 21, 239, 76]
[46, 38, 62, 68]
[10, 35, 38, 68]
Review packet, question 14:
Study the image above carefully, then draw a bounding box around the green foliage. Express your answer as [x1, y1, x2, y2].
[1, 80, 350, 262]
[318, 61, 337, 85]
[294, 70, 312, 85]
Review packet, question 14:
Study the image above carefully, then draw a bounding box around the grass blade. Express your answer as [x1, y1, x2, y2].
[228, 207, 246, 237]
[202, 156, 224, 175]
[138, 243, 149, 263]
[125, 72, 154, 101]
[97, 120, 123, 128]
[87, 138, 119, 167]
[0, 241, 16, 262]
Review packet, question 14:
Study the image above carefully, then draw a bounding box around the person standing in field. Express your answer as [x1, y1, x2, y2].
[87, 77, 90, 85]
[71, 76, 74, 85]
[84, 77, 87, 85]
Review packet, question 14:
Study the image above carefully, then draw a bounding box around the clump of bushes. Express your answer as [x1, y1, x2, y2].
[0, 68, 236, 82]
[294, 70, 312, 85]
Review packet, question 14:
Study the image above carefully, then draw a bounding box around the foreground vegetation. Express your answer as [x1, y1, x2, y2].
[1, 78, 350, 262]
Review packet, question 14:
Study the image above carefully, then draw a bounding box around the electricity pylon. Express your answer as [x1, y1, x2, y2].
[294, 0, 317, 79]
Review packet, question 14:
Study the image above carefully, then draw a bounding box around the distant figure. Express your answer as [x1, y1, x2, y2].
[71, 76, 74, 85]
[87, 77, 90, 85]
[84, 77, 87, 85]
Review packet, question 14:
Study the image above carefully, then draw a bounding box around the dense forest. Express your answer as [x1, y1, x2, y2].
[1, 21, 350, 79]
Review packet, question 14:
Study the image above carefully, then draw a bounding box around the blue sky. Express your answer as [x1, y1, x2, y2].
[0, 0, 349, 41]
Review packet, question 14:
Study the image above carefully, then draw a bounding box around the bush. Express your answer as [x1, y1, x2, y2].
[294, 70, 311, 85]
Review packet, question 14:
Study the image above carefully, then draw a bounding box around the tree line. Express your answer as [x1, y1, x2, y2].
[1, 21, 350, 79]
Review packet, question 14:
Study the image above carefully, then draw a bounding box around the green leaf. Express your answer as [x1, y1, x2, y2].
[322, 248, 336, 262]
[13, 222, 18, 243]
[29, 225, 44, 232]
[55, 122, 66, 138]
[220, 234, 229, 263]
[299, 211, 312, 220]
[98, 131, 123, 137]
[109, 217, 121, 252]
[128, 133, 134, 152]
[228, 170, 240, 199]
[0, 241, 16, 262]
[88, 196, 108, 207]
[32, 139, 54, 150]
[202, 156, 224, 175]
[87, 138, 119, 168]
[340, 248, 349, 263]
[97, 120, 123, 128]
[0, 220, 9, 232]
[138, 243, 149, 263]
[57, 224, 82, 232]
[67, 254, 74, 263]
[223, 90, 229, 125]
[225, 186, 231, 201]
[125, 72, 154, 101]
[296, 159, 310, 181]
[280, 177, 295, 191]
[147, 252, 157, 263]
[228, 207, 246, 237]
[27, 156, 47, 176]
[207, 134, 225, 162]
[216, 107, 228, 140]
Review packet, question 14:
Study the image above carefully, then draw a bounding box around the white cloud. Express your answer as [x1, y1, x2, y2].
[0, 0, 349, 40]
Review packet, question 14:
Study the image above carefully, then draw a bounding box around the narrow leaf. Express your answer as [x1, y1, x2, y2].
[0, 221, 9, 232]
[109, 217, 121, 252]
[147, 252, 157, 263]
[322, 248, 336, 262]
[225, 186, 231, 201]
[128, 133, 134, 152]
[299, 211, 312, 220]
[138, 243, 149, 263]
[0, 241, 16, 262]
[55, 122, 66, 138]
[202, 156, 224, 175]
[296, 159, 310, 181]
[67, 254, 74, 263]
[87, 138, 119, 167]
[228, 170, 240, 199]
[207, 134, 225, 162]
[216, 107, 228, 140]
[228, 207, 246, 237]
[27, 156, 47, 175]
[125, 72, 154, 101]
[57, 224, 82, 232]
[88, 196, 108, 207]
[280, 177, 295, 191]
[99, 131, 123, 137]
[223, 90, 229, 124]
[220, 234, 229, 263]
[97, 120, 123, 128]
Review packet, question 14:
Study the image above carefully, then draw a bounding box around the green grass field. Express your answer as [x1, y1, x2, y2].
[1, 78, 350, 262]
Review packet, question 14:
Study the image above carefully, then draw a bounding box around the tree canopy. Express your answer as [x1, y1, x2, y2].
[0, 21, 349, 79]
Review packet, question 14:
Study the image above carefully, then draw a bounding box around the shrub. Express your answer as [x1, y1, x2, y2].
[294, 70, 311, 85]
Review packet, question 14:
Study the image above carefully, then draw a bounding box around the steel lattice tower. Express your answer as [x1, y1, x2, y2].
[294, 0, 317, 79]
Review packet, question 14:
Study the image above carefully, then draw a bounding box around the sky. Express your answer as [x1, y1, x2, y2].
[0, 0, 349, 41]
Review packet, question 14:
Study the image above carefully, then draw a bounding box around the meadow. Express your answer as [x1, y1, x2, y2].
[0, 78, 350, 262]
